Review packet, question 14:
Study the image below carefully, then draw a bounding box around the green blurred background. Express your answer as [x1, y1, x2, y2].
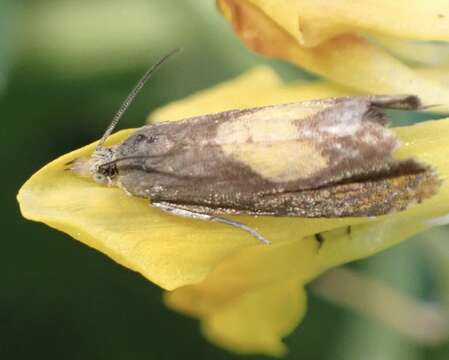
[2, 1, 449, 359]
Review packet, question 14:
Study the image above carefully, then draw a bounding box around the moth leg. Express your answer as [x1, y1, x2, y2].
[314, 233, 325, 249]
[152, 202, 271, 245]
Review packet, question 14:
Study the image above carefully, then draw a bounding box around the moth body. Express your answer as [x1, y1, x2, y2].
[70, 94, 439, 244]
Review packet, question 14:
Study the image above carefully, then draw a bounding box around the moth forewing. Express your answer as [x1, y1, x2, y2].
[114, 94, 431, 199]
[69, 57, 439, 245]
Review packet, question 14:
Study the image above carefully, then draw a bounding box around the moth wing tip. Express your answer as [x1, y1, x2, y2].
[370, 94, 422, 110]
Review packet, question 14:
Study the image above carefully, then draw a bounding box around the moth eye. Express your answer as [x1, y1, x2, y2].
[93, 173, 107, 184]
[136, 134, 147, 142]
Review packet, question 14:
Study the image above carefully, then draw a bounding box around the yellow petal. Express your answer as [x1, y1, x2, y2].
[218, 0, 449, 110]
[149, 66, 353, 123]
[167, 278, 306, 357]
[416, 66, 449, 88]
[373, 36, 449, 66]
[220, 0, 449, 47]
[164, 234, 318, 356]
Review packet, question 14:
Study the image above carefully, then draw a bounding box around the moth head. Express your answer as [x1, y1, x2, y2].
[66, 49, 180, 184]
[68, 146, 118, 185]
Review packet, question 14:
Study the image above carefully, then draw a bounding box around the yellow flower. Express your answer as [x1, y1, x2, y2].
[18, 66, 449, 356]
[217, 0, 449, 110]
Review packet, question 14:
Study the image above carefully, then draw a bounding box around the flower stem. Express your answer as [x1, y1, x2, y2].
[311, 267, 449, 345]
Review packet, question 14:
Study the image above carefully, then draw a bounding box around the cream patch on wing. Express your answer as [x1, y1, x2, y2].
[222, 141, 328, 182]
[215, 105, 329, 182]
[216, 102, 330, 143]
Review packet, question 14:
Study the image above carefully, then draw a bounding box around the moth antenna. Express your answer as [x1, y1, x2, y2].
[96, 48, 181, 149]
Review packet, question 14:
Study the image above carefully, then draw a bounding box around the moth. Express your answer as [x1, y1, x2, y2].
[69, 50, 440, 245]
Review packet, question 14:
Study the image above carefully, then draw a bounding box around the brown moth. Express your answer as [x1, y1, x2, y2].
[69, 51, 440, 245]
